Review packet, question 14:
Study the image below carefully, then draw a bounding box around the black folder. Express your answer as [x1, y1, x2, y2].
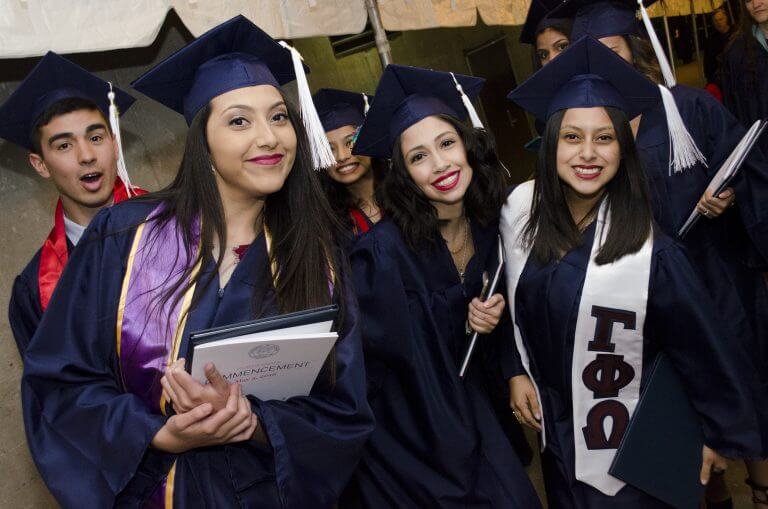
[184, 304, 339, 371]
[609, 354, 704, 509]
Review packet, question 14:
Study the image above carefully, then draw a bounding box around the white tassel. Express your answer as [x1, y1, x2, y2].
[362, 93, 370, 115]
[278, 41, 336, 170]
[659, 85, 707, 174]
[108, 82, 135, 196]
[450, 72, 484, 130]
[637, 0, 706, 172]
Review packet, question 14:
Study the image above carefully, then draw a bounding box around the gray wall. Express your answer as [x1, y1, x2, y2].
[0, 13, 531, 505]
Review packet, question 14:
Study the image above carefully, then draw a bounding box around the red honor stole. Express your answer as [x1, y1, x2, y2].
[37, 178, 146, 311]
[349, 208, 371, 235]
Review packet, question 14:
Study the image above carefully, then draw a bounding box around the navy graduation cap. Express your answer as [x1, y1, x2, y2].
[507, 36, 659, 123]
[353, 64, 485, 159]
[0, 51, 135, 151]
[520, 0, 570, 45]
[550, 0, 707, 172]
[131, 14, 335, 168]
[550, 0, 659, 40]
[312, 88, 371, 133]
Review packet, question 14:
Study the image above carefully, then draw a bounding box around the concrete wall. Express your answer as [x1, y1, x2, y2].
[0, 14, 532, 506]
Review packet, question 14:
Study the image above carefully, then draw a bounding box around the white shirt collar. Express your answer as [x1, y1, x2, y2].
[63, 215, 87, 246]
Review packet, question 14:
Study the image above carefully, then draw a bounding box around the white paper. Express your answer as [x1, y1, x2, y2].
[190, 331, 338, 401]
[678, 120, 766, 237]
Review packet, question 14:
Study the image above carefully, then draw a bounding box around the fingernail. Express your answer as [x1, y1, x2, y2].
[534, 413, 541, 420]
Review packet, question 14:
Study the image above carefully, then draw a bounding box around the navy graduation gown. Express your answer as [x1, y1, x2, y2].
[721, 36, 768, 156]
[636, 84, 768, 404]
[21, 200, 374, 509]
[8, 240, 73, 356]
[344, 217, 541, 508]
[505, 224, 765, 508]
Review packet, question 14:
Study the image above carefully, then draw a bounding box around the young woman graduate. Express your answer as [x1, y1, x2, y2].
[519, 0, 574, 154]
[342, 64, 541, 508]
[520, 0, 573, 70]
[0, 52, 144, 355]
[721, 0, 768, 156]
[549, 1, 768, 503]
[313, 88, 382, 236]
[503, 36, 766, 509]
[21, 15, 373, 509]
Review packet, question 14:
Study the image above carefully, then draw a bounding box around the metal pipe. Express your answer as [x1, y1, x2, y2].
[364, 0, 392, 68]
[663, 12, 677, 80]
[691, 0, 704, 84]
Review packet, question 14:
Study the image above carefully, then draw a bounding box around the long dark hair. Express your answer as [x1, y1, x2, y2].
[625, 34, 664, 85]
[524, 106, 653, 265]
[727, 1, 761, 88]
[135, 91, 346, 325]
[379, 114, 507, 250]
[320, 158, 384, 230]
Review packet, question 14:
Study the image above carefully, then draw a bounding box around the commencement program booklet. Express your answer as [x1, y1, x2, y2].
[186, 305, 339, 401]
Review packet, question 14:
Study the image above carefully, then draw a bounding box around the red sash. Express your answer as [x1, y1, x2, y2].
[38, 178, 146, 311]
[349, 208, 371, 235]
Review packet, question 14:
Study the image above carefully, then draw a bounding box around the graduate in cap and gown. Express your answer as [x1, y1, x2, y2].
[520, 0, 574, 154]
[313, 88, 382, 237]
[21, 15, 373, 509]
[721, 0, 768, 157]
[503, 36, 766, 509]
[0, 52, 144, 356]
[343, 64, 540, 508]
[548, 2, 768, 501]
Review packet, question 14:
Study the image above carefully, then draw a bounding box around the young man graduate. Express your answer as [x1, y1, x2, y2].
[0, 52, 143, 355]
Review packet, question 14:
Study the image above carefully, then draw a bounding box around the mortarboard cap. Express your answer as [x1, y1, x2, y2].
[550, 0, 659, 40]
[132, 15, 335, 168]
[520, 0, 571, 44]
[0, 51, 135, 151]
[507, 36, 660, 123]
[312, 88, 372, 132]
[353, 64, 485, 159]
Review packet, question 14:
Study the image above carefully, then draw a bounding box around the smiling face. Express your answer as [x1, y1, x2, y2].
[399, 115, 472, 212]
[28, 108, 118, 211]
[556, 107, 621, 202]
[536, 27, 570, 67]
[206, 85, 297, 203]
[325, 124, 372, 185]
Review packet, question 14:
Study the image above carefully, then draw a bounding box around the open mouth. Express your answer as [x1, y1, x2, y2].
[335, 162, 359, 175]
[432, 170, 461, 192]
[572, 165, 602, 181]
[79, 171, 104, 191]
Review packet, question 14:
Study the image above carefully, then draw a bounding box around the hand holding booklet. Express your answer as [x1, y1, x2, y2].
[185, 305, 339, 402]
[678, 120, 767, 238]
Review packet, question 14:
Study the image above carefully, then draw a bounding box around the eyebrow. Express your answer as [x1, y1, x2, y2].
[47, 123, 108, 146]
[560, 124, 614, 132]
[404, 130, 455, 158]
[222, 100, 286, 114]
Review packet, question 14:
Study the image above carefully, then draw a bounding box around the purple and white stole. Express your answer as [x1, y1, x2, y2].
[501, 181, 652, 495]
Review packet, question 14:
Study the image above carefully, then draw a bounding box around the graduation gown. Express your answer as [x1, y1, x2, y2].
[721, 35, 768, 156]
[343, 217, 541, 509]
[636, 84, 768, 406]
[21, 200, 374, 509]
[504, 224, 765, 508]
[8, 241, 71, 355]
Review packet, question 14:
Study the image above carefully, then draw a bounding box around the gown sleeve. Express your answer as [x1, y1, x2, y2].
[228, 258, 375, 508]
[647, 240, 766, 460]
[693, 89, 768, 267]
[21, 209, 168, 508]
[8, 270, 42, 357]
[349, 230, 416, 399]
